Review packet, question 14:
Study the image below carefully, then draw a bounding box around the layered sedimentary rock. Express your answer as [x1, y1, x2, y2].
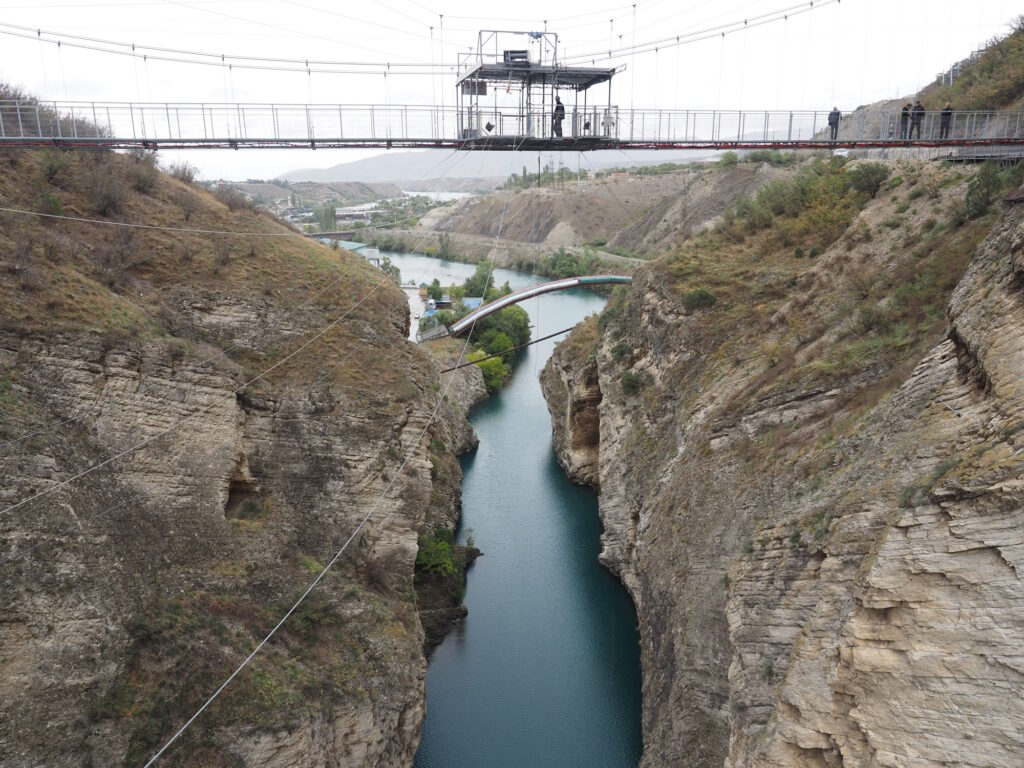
[0, 287, 483, 767]
[543, 187, 1024, 766]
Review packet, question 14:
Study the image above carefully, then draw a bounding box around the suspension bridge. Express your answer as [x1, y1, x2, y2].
[2, 100, 1023, 152]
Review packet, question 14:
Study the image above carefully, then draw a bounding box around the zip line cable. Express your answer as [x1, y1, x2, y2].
[0, 278, 387, 520]
[141, 131, 529, 768]
[0, 153, 474, 567]
[0, 149, 466, 449]
[440, 325, 576, 372]
[0, 206, 359, 237]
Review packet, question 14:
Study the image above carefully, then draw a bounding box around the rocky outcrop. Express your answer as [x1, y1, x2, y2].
[543, 168, 1024, 767]
[0, 287, 483, 767]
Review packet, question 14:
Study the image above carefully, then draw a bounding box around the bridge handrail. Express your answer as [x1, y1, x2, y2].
[1, 100, 1022, 147]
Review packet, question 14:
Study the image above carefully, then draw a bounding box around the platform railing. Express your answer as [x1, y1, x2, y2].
[1, 101, 1022, 146]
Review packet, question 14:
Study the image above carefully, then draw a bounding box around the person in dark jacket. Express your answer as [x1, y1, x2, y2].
[900, 103, 910, 139]
[827, 107, 841, 142]
[552, 96, 565, 138]
[940, 102, 953, 140]
[909, 99, 925, 140]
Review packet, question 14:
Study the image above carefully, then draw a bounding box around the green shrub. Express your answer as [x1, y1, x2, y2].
[718, 150, 739, 167]
[479, 329, 515, 363]
[794, 247, 805, 259]
[85, 162, 127, 216]
[621, 370, 641, 396]
[469, 350, 508, 392]
[167, 161, 197, 183]
[846, 162, 890, 198]
[39, 150, 72, 186]
[35, 191, 63, 216]
[416, 532, 455, 576]
[744, 149, 795, 166]
[126, 148, 159, 194]
[682, 287, 717, 311]
[965, 162, 1002, 218]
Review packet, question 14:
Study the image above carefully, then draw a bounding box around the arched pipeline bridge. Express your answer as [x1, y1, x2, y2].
[421, 275, 632, 341]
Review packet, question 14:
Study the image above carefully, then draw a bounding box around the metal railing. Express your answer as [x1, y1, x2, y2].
[1, 100, 1022, 148]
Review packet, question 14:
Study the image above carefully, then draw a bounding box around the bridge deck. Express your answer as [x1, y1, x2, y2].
[1, 101, 1022, 152]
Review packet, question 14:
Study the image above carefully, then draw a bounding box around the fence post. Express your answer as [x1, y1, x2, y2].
[0, 104, 4, 138]
[787, 112, 793, 142]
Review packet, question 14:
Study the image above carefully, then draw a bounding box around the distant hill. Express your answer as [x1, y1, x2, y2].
[277, 149, 716, 187]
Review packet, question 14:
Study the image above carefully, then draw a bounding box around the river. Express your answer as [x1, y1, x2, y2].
[384, 252, 643, 768]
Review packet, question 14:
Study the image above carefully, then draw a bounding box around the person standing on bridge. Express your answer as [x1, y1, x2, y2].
[940, 102, 953, 140]
[828, 107, 842, 142]
[909, 99, 925, 140]
[900, 104, 911, 139]
[552, 96, 566, 138]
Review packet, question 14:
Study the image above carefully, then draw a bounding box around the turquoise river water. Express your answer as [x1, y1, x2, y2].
[385, 252, 642, 768]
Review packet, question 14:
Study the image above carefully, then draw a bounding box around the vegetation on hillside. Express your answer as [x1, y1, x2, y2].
[598, 156, 1005, 444]
[924, 18, 1024, 110]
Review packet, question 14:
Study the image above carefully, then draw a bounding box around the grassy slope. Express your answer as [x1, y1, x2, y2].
[0, 147, 413, 408]
[920, 23, 1024, 110]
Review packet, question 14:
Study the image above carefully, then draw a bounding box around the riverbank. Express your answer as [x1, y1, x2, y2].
[364, 227, 643, 276]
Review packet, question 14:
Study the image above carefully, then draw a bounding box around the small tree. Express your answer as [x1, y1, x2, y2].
[427, 278, 444, 301]
[438, 232, 453, 259]
[847, 162, 891, 198]
[965, 162, 1002, 218]
[314, 202, 336, 231]
[463, 261, 494, 298]
[380, 255, 401, 284]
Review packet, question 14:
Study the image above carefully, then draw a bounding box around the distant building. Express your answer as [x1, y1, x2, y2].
[463, 297, 484, 310]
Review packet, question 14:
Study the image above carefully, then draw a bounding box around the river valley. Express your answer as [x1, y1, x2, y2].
[383, 253, 643, 768]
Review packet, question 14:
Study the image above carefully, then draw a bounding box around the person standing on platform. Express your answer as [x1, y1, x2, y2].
[552, 96, 565, 138]
[900, 103, 911, 139]
[940, 102, 953, 140]
[909, 99, 925, 140]
[828, 107, 842, 142]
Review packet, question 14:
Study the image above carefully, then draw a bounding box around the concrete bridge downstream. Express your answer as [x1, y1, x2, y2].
[418, 274, 632, 342]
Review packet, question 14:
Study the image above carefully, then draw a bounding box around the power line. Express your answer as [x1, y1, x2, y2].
[0, 205, 340, 237]
[0, 277, 388, 520]
[0, 149, 467, 450]
[0, 150, 472, 567]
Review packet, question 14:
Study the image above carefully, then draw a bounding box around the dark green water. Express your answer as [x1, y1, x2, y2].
[387, 254, 642, 768]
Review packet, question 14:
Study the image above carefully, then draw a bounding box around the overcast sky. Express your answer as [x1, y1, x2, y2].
[0, 0, 1021, 179]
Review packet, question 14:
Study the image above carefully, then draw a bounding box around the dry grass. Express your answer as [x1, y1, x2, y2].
[0, 147, 410, 390]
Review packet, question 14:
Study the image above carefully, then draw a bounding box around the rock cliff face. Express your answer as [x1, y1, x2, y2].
[0, 303, 483, 768]
[543, 166, 1024, 767]
[0, 148, 485, 767]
